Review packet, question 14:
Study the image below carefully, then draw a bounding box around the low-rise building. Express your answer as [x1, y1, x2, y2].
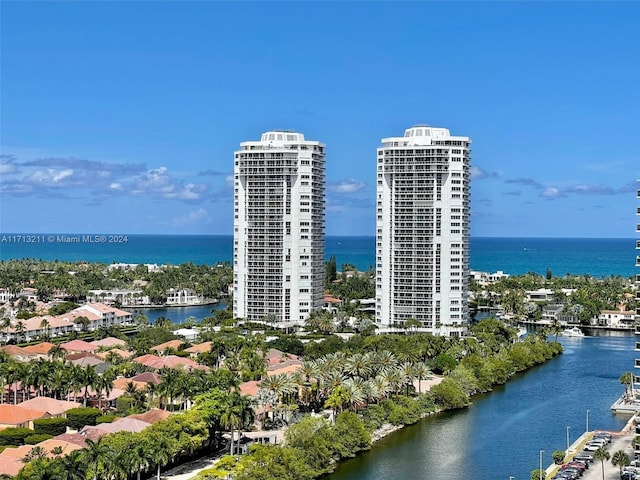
[598, 308, 636, 329]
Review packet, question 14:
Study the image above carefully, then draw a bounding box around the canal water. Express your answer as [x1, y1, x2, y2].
[328, 331, 635, 480]
[125, 302, 227, 325]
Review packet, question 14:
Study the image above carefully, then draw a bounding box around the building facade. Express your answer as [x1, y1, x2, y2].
[635, 182, 640, 393]
[375, 125, 471, 336]
[233, 130, 325, 324]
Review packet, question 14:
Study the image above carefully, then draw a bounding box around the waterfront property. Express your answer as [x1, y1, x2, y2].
[233, 130, 326, 325]
[375, 125, 471, 336]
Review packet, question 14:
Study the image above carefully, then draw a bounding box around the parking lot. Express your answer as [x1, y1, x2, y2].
[550, 433, 635, 480]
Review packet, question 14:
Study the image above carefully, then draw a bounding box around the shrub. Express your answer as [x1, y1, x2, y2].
[24, 434, 53, 445]
[552, 450, 566, 464]
[96, 415, 117, 424]
[116, 396, 135, 416]
[0, 428, 34, 446]
[33, 417, 68, 436]
[66, 407, 102, 430]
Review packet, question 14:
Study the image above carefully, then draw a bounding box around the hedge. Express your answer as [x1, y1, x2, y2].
[24, 434, 53, 445]
[33, 417, 68, 436]
[66, 407, 102, 430]
[0, 428, 34, 446]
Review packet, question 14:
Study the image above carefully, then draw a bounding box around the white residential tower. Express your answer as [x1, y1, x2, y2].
[375, 125, 471, 336]
[233, 130, 326, 324]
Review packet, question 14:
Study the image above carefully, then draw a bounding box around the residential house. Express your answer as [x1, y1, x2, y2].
[598, 308, 636, 329]
[17, 397, 81, 418]
[0, 404, 49, 430]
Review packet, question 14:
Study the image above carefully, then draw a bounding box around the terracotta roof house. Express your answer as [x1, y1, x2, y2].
[68, 356, 106, 369]
[91, 337, 128, 348]
[0, 404, 49, 430]
[60, 339, 97, 353]
[266, 348, 300, 368]
[130, 371, 163, 384]
[239, 380, 260, 397]
[0, 445, 32, 476]
[184, 342, 212, 356]
[17, 397, 81, 418]
[0, 345, 36, 362]
[37, 438, 83, 456]
[134, 354, 209, 372]
[66, 351, 103, 362]
[21, 342, 55, 356]
[83, 418, 151, 434]
[113, 377, 147, 392]
[54, 429, 105, 446]
[126, 408, 171, 424]
[95, 348, 133, 360]
[150, 339, 186, 353]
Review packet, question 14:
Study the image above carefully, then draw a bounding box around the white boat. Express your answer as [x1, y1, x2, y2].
[561, 326, 585, 337]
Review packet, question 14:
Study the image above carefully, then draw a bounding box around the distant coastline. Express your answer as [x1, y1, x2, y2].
[0, 235, 637, 278]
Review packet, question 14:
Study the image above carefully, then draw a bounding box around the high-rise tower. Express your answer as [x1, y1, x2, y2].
[375, 125, 471, 336]
[233, 130, 326, 324]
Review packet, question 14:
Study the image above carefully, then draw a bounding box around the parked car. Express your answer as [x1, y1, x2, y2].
[573, 452, 593, 462]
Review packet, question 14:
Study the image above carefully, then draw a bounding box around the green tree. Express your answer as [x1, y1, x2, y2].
[620, 372, 633, 401]
[593, 446, 610, 480]
[552, 449, 566, 464]
[611, 449, 630, 478]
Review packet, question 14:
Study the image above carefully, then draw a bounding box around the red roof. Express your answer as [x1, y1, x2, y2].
[60, 339, 96, 353]
[127, 408, 171, 424]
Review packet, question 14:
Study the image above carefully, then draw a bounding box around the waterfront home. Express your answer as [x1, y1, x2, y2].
[597, 308, 636, 329]
[86, 289, 150, 306]
[166, 288, 203, 305]
[541, 304, 565, 323]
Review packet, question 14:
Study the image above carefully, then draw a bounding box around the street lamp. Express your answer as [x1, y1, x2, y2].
[539, 450, 544, 480]
[586, 409, 590, 433]
[566, 426, 571, 452]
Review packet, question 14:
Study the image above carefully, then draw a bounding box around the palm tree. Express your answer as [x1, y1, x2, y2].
[81, 438, 112, 480]
[611, 449, 630, 478]
[620, 372, 633, 401]
[22, 446, 48, 463]
[221, 401, 242, 454]
[80, 365, 98, 406]
[56, 450, 87, 480]
[593, 446, 610, 480]
[149, 435, 175, 480]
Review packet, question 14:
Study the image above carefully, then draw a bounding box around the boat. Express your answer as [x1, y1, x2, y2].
[561, 326, 585, 337]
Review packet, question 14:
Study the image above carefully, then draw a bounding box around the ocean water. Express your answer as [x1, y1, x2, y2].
[0, 235, 637, 278]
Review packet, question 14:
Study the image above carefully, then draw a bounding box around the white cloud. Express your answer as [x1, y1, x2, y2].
[171, 208, 211, 226]
[327, 179, 366, 194]
[26, 168, 75, 185]
[541, 187, 563, 198]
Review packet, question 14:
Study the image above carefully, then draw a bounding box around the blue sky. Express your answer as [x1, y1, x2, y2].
[1, 1, 638, 237]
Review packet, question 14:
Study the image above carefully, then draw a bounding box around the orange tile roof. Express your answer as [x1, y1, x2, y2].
[21, 342, 55, 355]
[127, 408, 171, 424]
[94, 348, 133, 360]
[17, 397, 81, 416]
[184, 342, 212, 354]
[151, 339, 185, 352]
[0, 345, 34, 359]
[37, 438, 83, 457]
[0, 404, 47, 426]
